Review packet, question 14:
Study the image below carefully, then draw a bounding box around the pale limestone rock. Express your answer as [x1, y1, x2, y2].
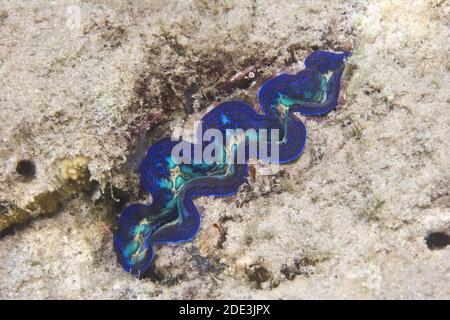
[0, 0, 448, 299]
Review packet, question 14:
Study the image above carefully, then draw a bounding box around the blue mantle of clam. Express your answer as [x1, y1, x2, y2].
[114, 50, 350, 276]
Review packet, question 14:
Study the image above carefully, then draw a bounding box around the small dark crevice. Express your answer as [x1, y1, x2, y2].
[16, 159, 36, 180]
[246, 263, 272, 289]
[425, 231, 450, 250]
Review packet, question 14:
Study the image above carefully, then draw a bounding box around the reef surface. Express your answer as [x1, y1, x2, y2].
[0, 0, 448, 299]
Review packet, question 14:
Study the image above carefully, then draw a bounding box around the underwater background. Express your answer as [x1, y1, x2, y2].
[0, 0, 448, 299]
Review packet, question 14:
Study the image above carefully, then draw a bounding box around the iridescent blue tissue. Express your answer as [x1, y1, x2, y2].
[114, 50, 350, 276]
